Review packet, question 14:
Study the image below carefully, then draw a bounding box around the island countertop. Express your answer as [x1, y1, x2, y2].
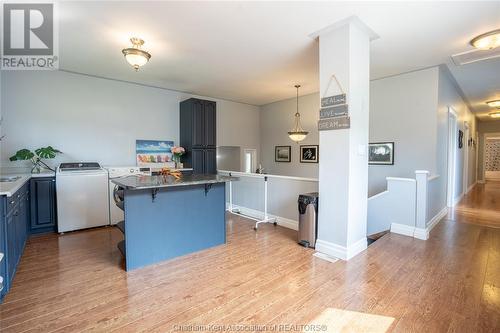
[112, 174, 238, 190]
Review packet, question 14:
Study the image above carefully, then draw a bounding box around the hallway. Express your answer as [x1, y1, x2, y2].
[451, 181, 500, 228]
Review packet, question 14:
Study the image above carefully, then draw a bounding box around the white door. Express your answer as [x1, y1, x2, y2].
[447, 108, 458, 207]
[463, 122, 469, 193]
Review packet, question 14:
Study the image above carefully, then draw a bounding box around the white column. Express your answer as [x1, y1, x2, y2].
[414, 170, 430, 240]
[312, 17, 377, 260]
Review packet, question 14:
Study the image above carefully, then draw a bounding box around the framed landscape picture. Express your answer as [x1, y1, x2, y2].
[368, 142, 394, 165]
[300, 145, 319, 163]
[275, 146, 291, 162]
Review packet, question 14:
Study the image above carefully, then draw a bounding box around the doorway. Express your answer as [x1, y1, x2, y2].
[463, 121, 469, 193]
[447, 107, 458, 207]
[483, 133, 500, 182]
[244, 149, 257, 173]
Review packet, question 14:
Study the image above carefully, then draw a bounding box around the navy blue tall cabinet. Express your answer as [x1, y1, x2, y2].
[180, 98, 217, 174]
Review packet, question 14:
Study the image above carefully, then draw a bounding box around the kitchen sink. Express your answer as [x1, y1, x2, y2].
[0, 176, 22, 183]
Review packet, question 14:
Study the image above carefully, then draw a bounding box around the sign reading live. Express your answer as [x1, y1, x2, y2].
[319, 104, 348, 119]
[318, 93, 350, 130]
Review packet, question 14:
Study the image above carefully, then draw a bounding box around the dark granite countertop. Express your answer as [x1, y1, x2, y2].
[112, 174, 238, 190]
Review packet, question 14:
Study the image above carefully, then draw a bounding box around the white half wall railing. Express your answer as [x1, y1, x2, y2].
[368, 171, 448, 241]
[368, 177, 416, 236]
[218, 170, 319, 231]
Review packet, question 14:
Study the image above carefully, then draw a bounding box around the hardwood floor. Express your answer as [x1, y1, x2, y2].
[1, 186, 499, 332]
[450, 181, 500, 228]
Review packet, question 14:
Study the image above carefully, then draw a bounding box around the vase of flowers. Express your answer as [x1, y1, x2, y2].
[171, 146, 185, 169]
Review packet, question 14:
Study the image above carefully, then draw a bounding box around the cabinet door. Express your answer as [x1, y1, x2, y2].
[192, 149, 205, 174]
[30, 178, 56, 231]
[204, 101, 216, 148]
[17, 198, 27, 254]
[192, 100, 205, 147]
[6, 213, 17, 280]
[204, 149, 217, 174]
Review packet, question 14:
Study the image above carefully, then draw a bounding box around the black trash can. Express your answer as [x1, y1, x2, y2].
[298, 192, 319, 248]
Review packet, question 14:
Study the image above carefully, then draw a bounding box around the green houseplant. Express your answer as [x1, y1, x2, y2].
[9, 146, 62, 173]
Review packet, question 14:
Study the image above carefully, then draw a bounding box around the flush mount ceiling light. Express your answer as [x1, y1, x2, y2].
[470, 29, 500, 50]
[288, 84, 308, 143]
[486, 99, 500, 108]
[122, 37, 151, 71]
[489, 111, 500, 119]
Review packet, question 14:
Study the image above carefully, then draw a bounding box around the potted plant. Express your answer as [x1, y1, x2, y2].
[170, 146, 185, 169]
[9, 146, 62, 173]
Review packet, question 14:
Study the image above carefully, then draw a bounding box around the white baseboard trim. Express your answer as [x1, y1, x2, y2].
[226, 203, 298, 231]
[413, 227, 428, 240]
[413, 207, 448, 240]
[315, 237, 367, 261]
[390, 223, 415, 237]
[453, 193, 464, 206]
[466, 182, 477, 194]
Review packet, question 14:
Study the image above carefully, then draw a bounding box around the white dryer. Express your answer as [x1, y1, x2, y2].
[56, 163, 110, 233]
[105, 166, 151, 225]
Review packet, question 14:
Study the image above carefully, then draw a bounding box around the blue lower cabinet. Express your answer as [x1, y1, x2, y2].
[30, 177, 57, 233]
[1, 187, 28, 302]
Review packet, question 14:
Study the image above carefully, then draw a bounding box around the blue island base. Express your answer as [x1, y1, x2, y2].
[123, 182, 226, 270]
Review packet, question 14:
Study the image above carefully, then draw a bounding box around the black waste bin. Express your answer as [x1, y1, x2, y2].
[298, 192, 319, 248]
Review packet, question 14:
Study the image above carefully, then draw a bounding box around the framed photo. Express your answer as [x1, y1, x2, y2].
[275, 146, 291, 162]
[136, 140, 174, 166]
[368, 142, 394, 165]
[300, 145, 319, 163]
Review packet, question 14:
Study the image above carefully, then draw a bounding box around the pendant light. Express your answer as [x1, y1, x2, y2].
[122, 37, 151, 71]
[288, 84, 308, 143]
[470, 29, 500, 50]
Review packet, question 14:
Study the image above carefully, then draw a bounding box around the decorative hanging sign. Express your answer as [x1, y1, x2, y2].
[319, 104, 348, 119]
[321, 93, 346, 107]
[318, 116, 350, 131]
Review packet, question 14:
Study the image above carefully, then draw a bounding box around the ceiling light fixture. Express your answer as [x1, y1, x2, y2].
[122, 37, 151, 71]
[470, 29, 500, 50]
[288, 84, 308, 143]
[489, 111, 500, 119]
[486, 99, 500, 108]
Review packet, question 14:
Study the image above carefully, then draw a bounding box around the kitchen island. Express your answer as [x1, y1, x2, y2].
[112, 174, 236, 271]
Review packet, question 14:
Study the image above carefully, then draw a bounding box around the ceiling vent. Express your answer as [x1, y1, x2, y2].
[451, 47, 500, 66]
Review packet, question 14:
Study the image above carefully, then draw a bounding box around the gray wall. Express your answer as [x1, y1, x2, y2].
[259, 93, 319, 178]
[369, 67, 439, 196]
[477, 120, 500, 181]
[258, 66, 478, 202]
[437, 66, 477, 203]
[0, 70, 260, 169]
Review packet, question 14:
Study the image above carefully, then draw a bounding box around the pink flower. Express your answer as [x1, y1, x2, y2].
[171, 146, 185, 155]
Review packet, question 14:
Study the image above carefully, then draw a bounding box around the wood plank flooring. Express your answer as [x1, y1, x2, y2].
[1, 183, 499, 332]
[450, 181, 500, 228]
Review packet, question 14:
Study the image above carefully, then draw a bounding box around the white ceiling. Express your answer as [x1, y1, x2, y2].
[58, 1, 500, 112]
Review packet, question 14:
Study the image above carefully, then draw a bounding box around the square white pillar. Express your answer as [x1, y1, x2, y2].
[312, 17, 377, 260]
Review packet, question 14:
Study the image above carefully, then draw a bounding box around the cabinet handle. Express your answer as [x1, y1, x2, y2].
[9, 200, 15, 205]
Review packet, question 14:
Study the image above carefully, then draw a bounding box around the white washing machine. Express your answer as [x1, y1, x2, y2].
[105, 166, 151, 225]
[56, 163, 110, 233]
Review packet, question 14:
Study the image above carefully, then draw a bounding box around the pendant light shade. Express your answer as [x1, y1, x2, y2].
[122, 37, 151, 71]
[288, 84, 308, 143]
